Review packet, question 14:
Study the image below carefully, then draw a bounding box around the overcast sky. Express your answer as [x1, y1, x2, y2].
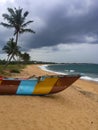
[0, 0, 98, 63]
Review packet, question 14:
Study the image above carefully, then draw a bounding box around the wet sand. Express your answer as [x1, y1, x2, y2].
[0, 64, 98, 130]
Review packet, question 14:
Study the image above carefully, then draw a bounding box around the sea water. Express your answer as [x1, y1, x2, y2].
[40, 63, 98, 82]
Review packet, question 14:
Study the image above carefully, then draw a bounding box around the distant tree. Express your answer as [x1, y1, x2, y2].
[19, 52, 30, 63]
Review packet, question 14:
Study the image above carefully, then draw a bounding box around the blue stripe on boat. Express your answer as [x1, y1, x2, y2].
[16, 80, 38, 95]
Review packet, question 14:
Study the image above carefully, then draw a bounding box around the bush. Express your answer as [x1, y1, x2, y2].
[10, 69, 20, 73]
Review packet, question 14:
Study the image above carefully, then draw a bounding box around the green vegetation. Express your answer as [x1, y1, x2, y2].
[18, 52, 30, 64]
[0, 64, 25, 77]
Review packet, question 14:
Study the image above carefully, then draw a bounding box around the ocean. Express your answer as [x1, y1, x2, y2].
[40, 63, 98, 82]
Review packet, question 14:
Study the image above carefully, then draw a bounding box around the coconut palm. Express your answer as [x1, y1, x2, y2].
[2, 38, 21, 67]
[19, 52, 30, 63]
[1, 7, 35, 45]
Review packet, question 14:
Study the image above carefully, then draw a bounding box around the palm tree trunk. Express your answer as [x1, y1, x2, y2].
[2, 53, 14, 70]
[6, 55, 10, 62]
[15, 32, 19, 45]
[15, 32, 21, 66]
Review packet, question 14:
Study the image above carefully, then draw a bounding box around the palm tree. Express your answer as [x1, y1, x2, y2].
[2, 38, 21, 67]
[19, 52, 30, 63]
[1, 7, 35, 45]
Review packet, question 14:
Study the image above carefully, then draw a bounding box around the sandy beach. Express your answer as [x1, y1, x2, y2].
[0, 64, 98, 130]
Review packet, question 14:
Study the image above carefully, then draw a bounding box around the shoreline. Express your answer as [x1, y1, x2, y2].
[0, 64, 98, 130]
[11, 64, 58, 78]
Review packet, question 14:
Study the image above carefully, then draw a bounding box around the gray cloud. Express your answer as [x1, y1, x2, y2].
[29, 43, 98, 63]
[20, 0, 98, 49]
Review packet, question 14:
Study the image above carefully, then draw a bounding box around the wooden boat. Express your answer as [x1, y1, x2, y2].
[0, 75, 80, 95]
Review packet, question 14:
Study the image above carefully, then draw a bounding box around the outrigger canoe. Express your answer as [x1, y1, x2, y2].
[0, 75, 80, 95]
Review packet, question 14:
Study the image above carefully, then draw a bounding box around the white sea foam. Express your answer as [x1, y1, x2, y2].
[65, 70, 75, 73]
[70, 70, 75, 72]
[80, 76, 98, 82]
[39, 65, 48, 71]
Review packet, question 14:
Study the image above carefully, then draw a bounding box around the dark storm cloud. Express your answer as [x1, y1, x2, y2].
[26, 1, 98, 49]
[0, 0, 98, 51]
[0, 28, 13, 53]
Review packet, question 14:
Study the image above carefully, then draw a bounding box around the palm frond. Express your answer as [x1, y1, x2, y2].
[2, 14, 10, 19]
[7, 8, 15, 17]
[24, 11, 29, 17]
[2, 13, 15, 26]
[20, 28, 35, 34]
[2, 14, 13, 23]
[21, 11, 28, 24]
[0, 22, 13, 28]
[22, 20, 34, 27]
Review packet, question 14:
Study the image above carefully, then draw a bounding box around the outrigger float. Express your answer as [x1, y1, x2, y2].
[0, 75, 80, 95]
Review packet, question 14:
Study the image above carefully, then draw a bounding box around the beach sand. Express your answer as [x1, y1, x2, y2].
[0, 64, 98, 130]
